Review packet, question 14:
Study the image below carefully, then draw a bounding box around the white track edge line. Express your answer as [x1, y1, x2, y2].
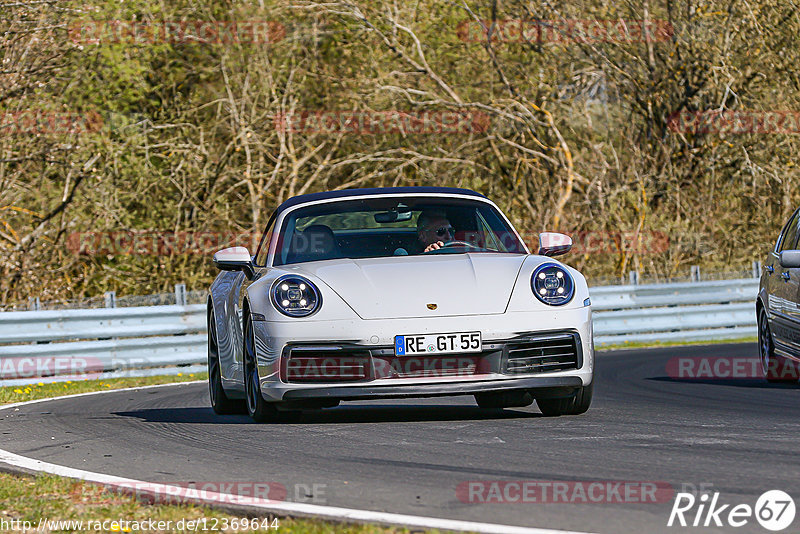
[0, 381, 596, 534]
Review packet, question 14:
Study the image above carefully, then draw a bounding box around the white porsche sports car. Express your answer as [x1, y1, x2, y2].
[208, 187, 594, 422]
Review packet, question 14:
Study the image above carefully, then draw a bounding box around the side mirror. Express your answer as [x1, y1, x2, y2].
[213, 246, 255, 279]
[538, 232, 572, 257]
[780, 250, 800, 269]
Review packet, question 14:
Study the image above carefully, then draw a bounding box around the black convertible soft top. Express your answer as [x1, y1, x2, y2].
[275, 187, 486, 214]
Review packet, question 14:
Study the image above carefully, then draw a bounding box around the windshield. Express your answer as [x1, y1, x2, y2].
[273, 196, 526, 266]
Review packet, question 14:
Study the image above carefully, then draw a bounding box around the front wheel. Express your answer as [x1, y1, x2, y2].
[759, 308, 797, 383]
[537, 382, 593, 416]
[243, 313, 299, 423]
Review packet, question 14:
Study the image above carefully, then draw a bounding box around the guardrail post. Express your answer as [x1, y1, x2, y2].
[175, 283, 187, 306]
[752, 261, 762, 279]
[629, 271, 639, 285]
[28, 297, 40, 311]
[691, 265, 701, 282]
[104, 291, 116, 308]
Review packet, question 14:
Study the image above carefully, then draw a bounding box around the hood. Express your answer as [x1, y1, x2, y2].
[290, 253, 528, 319]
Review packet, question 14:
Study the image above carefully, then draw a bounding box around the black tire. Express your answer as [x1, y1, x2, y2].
[243, 312, 299, 423]
[537, 382, 593, 416]
[475, 390, 533, 409]
[208, 307, 246, 415]
[758, 307, 797, 383]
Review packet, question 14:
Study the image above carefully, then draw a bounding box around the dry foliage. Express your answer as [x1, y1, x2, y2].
[1, 0, 799, 305]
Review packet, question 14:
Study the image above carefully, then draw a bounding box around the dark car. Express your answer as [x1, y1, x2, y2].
[757, 207, 800, 382]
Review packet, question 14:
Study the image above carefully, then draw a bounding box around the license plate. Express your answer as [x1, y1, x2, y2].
[394, 332, 482, 356]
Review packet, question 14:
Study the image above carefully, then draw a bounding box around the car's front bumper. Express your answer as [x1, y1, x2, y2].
[252, 306, 593, 402]
[281, 375, 583, 401]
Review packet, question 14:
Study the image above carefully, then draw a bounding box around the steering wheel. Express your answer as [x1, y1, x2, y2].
[424, 240, 482, 253]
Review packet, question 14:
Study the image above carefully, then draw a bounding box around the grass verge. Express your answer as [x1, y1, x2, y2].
[0, 472, 420, 533]
[0, 375, 425, 533]
[0, 373, 206, 405]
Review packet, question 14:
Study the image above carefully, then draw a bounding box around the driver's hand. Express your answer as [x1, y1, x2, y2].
[424, 241, 444, 252]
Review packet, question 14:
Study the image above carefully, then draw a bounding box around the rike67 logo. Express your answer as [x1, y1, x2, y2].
[668, 490, 796, 531]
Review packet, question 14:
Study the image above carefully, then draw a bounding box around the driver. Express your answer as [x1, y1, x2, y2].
[417, 210, 455, 253]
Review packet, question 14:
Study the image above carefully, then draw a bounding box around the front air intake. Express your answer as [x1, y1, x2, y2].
[504, 332, 581, 374]
[283, 347, 371, 383]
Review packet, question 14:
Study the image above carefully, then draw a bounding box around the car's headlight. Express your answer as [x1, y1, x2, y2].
[271, 275, 321, 317]
[531, 262, 575, 306]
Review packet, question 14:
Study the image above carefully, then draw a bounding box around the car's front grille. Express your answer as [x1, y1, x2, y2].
[283, 349, 371, 383]
[281, 334, 581, 383]
[504, 332, 580, 374]
[372, 355, 481, 379]
[395, 359, 477, 378]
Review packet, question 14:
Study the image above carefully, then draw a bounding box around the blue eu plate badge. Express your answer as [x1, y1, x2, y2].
[395, 336, 405, 356]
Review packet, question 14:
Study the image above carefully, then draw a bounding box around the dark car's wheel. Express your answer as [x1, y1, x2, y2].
[759, 307, 796, 383]
[208, 308, 246, 415]
[537, 382, 593, 416]
[243, 313, 299, 423]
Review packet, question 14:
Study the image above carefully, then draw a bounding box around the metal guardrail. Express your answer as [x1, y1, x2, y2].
[0, 303, 208, 386]
[0, 278, 760, 385]
[592, 278, 759, 346]
[0, 305, 206, 344]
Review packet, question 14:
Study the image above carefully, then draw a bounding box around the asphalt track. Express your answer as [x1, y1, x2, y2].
[2, 342, 800, 533]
